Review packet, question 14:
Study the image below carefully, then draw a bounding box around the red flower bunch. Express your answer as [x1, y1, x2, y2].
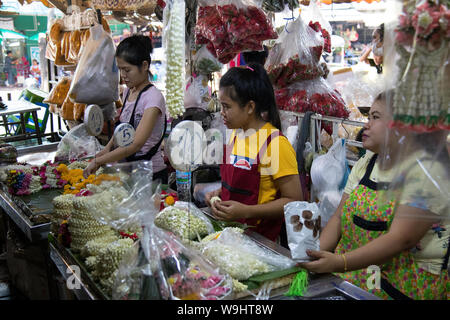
[395, 1, 449, 48]
[119, 231, 139, 241]
[195, 3, 278, 64]
[275, 87, 349, 134]
[309, 21, 331, 53]
[267, 52, 324, 87]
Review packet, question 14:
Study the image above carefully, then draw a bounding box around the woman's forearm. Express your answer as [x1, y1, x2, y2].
[95, 142, 142, 166]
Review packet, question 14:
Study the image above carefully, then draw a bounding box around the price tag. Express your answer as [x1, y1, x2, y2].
[114, 123, 135, 147]
[84, 104, 104, 136]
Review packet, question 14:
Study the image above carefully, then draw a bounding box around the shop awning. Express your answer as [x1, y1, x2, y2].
[0, 28, 27, 39]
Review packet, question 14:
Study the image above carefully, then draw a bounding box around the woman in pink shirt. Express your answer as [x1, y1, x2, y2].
[83, 35, 167, 183]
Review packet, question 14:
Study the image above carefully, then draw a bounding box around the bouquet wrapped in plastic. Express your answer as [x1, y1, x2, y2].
[198, 228, 296, 281]
[274, 78, 349, 134]
[154, 201, 215, 241]
[113, 223, 233, 300]
[54, 123, 104, 162]
[265, 16, 324, 88]
[195, 0, 278, 64]
[193, 45, 222, 75]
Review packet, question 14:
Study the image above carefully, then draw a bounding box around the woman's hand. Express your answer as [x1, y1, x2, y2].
[297, 250, 344, 274]
[83, 161, 100, 179]
[211, 200, 248, 221]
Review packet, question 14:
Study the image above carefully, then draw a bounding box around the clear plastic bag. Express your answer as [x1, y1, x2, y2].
[193, 45, 223, 75]
[54, 123, 104, 162]
[184, 75, 210, 110]
[310, 138, 349, 227]
[155, 201, 215, 241]
[265, 15, 324, 87]
[87, 161, 156, 232]
[195, 0, 277, 64]
[68, 24, 119, 105]
[199, 227, 296, 280]
[113, 224, 233, 300]
[275, 77, 349, 134]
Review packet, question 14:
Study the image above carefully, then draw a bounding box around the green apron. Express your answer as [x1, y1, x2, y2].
[335, 154, 449, 300]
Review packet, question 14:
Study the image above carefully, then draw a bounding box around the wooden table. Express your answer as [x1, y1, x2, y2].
[0, 99, 43, 145]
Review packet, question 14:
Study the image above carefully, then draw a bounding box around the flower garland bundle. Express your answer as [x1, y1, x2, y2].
[266, 17, 325, 88]
[267, 51, 324, 88]
[195, 2, 278, 64]
[164, 0, 185, 119]
[309, 21, 331, 54]
[6, 170, 33, 195]
[275, 79, 349, 134]
[392, 0, 449, 132]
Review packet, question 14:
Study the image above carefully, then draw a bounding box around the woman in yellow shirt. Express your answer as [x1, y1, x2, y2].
[300, 91, 449, 299]
[206, 63, 302, 243]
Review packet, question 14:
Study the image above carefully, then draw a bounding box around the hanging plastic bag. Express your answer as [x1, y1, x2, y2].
[54, 123, 104, 162]
[275, 77, 349, 134]
[265, 15, 324, 87]
[184, 75, 210, 110]
[193, 45, 223, 75]
[310, 138, 349, 227]
[195, 0, 277, 64]
[68, 24, 119, 105]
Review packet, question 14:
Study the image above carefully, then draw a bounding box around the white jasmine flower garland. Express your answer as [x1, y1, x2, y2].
[164, 0, 185, 119]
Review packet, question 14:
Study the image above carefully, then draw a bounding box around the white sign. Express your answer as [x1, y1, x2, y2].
[0, 18, 14, 31]
[114, 123, 135, 147]
[84, 104, 104, 136]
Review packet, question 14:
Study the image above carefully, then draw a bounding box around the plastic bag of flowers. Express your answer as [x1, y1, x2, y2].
[113, 222, 233, 300]
[86, 160, 157, 234]
[274, 77, 349, 134]
[155, 201, 215, 241]
[198, 227, 296, 281]
[265, 15, 325, 88]
[54, 123, 104, 162]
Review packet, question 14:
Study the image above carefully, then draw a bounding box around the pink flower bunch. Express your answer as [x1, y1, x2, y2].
[396, 1, 449, 48]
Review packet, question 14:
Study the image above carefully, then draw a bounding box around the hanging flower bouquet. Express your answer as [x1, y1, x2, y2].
[393, 0, 450, 132]
[195, 0, 278, 64]
[275, 78, 349, 135]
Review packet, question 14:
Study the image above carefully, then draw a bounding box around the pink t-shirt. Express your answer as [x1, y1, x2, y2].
[120, 86, 166, 173]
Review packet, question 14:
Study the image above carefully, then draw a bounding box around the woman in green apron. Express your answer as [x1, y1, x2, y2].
[300, 92, 449, 299]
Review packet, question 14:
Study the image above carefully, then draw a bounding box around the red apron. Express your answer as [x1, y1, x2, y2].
[220, 130, 283, 241]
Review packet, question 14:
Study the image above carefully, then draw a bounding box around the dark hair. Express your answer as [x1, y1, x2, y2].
[375, 24, 384, 42]
[242, 46, 269, 66]
[6, 50, 11, 54]
[219, 62, 281, 130]
[115, 35, 153, 67]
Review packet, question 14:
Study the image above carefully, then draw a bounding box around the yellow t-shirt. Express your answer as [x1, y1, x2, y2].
[229, 123, 299, 204]
[344, 150, 450, 275]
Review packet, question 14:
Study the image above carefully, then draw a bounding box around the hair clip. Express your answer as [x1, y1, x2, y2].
[245, 66, 254, 72]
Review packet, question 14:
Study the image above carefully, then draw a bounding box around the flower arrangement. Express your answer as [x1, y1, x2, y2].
[396, 0, 449, 49]
[392, 0, 449, 132]
[195, 2, 278, 64]
[275, 79, 349, 134]
[309, 21, 331, 53]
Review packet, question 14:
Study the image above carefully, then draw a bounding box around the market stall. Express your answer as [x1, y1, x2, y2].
[0, 0, 447, 301]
